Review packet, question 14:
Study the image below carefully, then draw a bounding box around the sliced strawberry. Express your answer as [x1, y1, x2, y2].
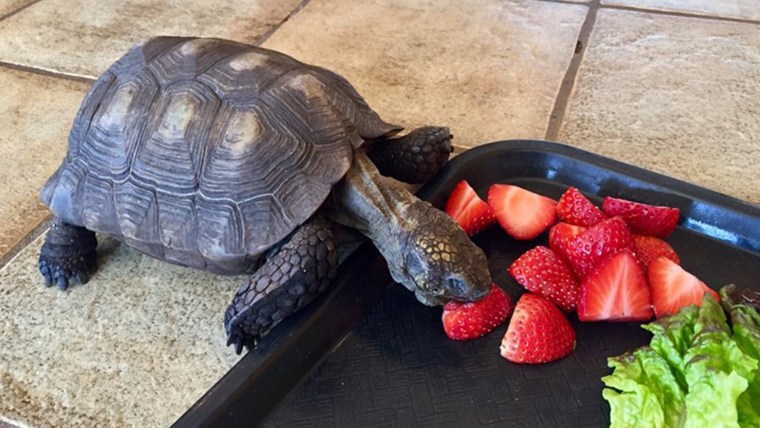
[556, 187, 607, 227]
[442, 285, 514, 340]
[648, 257, 719, 318]
[549, 222, 587, 263]
[564, 217, 634, 278]
[601, 197, 679, 238]
[577, 249, 653, 322]
[508, 246, 580, 312]
[500, 293, 576, 364]
[632, 234, 680, 271]
[487, 184, 557, 240]
[445, 180, 496, 236]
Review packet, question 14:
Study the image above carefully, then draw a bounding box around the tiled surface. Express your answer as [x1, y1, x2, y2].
[559, 9, 760, 204]
[602, 0, 760, 21]
[0, 68, 88, 260]
[1, 0, 760, 427]
[263, 0, 588, 147]
[0, 236, 242, 428]
[0, 0, 303, 78]
[0, 0, 33, 17]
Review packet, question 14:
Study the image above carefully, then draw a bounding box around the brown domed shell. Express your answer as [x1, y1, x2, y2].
[41, 37, 402, 273]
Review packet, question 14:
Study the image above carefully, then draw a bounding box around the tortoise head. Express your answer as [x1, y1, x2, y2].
[399, 210, 492, 306]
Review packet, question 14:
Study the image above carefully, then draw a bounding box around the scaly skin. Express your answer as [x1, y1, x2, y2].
[328, 150, 491, 306]
[224, 215, 338, 354]
[38, 218, 98, 290]
[367, 126, 453, 184]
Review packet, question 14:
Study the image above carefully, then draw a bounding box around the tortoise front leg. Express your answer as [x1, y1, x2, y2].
[367, 126, 453, 184]
[224, 215, 338, 354]
[38, 217, 98, 290]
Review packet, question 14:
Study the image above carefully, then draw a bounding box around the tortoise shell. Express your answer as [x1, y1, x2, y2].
[40, 37, 402, 274]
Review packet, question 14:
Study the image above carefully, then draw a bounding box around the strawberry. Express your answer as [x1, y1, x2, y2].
[549, 222, 587, 263]
[508, 246, 580, 312]
[487, 184, 557, 240]
[445, 180, 496, 236]
[632, 234, 680, 270]
[601, 197, 680, 238]
[648, 257, 719, 317]
[564, 217, 634, 278]
[577, 249, 653, 322]
[556, 187, 607, 227]
[500, 293, 576, 364]
[442, 285, 514, 340]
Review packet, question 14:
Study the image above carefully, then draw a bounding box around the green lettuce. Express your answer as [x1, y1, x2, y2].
[602, 290, 760, 428]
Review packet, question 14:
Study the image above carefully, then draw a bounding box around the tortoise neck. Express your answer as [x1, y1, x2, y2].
[326, 150, 425, 283]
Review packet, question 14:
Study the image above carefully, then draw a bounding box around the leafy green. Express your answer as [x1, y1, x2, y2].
[602, 289, 760, 428]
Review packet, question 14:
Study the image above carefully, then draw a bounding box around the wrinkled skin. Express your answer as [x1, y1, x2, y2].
[402, 207, 491, 306]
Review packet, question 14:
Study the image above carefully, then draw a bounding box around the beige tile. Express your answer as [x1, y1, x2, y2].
[0, 0, 33, 17]
[602, 0, 760, 21]
[263, 0, 588, 148]
[0, 68, 88, 260]
[0, 0, 303, 79]
[559, 9, 760, 204]
[0, 236, 242, 428]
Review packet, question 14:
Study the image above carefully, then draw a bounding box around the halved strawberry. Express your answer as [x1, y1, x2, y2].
[445, 180, 496, 236]
[577, 249, 653, 322]
[564, 217, 634, 279]
[508, 246, 580, 312]
[487, 184, 557, 240]
[632, 234, 680, 271]
[648, 257, 719, 318]
[500, 293, 576, 364]
[556, 187, 607, 227]
[442, 285, 514, 340]
[549, 222, 587, 263]
[601, 197, 679, 238]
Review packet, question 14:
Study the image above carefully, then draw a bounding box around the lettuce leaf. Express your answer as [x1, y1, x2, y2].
[721, 285, 760, 427]
[603, 291, 760, 428]
[602, 347, 685, 428]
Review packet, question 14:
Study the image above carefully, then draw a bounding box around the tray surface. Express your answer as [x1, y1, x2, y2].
[262, 141, 760, 427]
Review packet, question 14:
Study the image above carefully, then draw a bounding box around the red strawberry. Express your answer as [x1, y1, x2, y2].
[445, 180, 496, 236]
[577, 249, 653, 322]
[632, 234, 680, 270]
[648, 257, 719, 318]
[602, 197, 679, 238]
[442, 285, 514, 340]
[564, 217, 634, 278]
[549, 222, 587, 263]
[487, 184, 557, 240]
[508, 246, 580, 312]
[556, 187, 607, 227]
[500, 293, 576, 364]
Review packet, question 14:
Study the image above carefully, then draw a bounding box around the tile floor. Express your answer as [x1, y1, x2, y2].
[0, 0, 758, 426]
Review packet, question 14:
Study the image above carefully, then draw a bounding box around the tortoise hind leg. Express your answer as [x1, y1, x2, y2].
[224, 215, 338, 354]
[38, 217, 98, 290]
[367, 126, 453, 184]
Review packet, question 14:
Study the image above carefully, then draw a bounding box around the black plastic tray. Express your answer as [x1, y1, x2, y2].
[175, 140, 760, 427]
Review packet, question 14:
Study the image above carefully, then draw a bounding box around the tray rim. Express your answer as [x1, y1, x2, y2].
[175, 139, 760, 427]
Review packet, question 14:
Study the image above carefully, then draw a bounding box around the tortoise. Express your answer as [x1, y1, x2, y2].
[38, 37, 492, 353]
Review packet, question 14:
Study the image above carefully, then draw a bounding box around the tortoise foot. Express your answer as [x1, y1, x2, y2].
[38, 218, 97, 290]
[224, 215, 338, 354]
[367, 126, 453, 183]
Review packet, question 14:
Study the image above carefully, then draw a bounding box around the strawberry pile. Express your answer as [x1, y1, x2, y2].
[443, 181, 719, 365]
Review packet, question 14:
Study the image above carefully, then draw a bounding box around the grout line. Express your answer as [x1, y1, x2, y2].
[0, 60, 95, 84]
[601, 3, 760, 26]
[0, 215, 51, 271]
[545, 0, 601, 142]
[0, 0, 41, 22]
[253, 0, 312, 46]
